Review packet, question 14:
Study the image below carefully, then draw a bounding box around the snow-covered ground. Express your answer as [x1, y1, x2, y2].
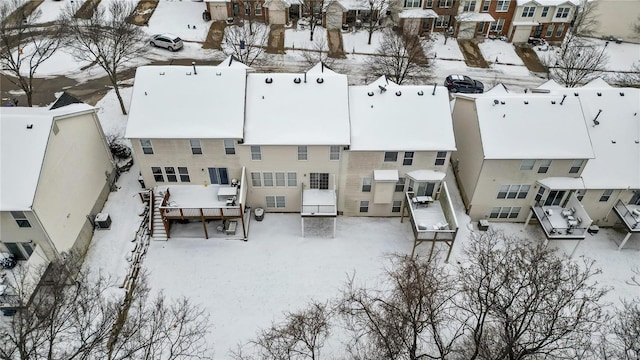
[478, 39, 524, 66]
[285, 26, 328, 50]
[146, 0, 211, 42]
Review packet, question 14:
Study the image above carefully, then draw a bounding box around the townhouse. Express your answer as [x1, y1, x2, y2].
[451, 79, 640, 245]
[0, 104, 115, 288]
[507, 0, 578, 42]
[394, 0, 460, 36]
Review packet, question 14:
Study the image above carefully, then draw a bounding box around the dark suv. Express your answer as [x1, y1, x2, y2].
[444, 75, 484, 94]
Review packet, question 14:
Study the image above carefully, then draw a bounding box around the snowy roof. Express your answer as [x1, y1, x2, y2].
[537, 177, 585, 190]
[484, 83, 510, 94]
[374, 170, 399, 181]
[399, 8, 438, 18]
[516, 0, 578, 6]
[243, 68, 350, 145]
[512, 21, 540, 26]
[204, 0, 231, 3]
[469, 94, 594, 159]
[406, 169, 446, 182]
[538, 79, 563, 89]
[582, 77, 612, 88]
[125, 65, 247, 139]
[349, 81, 456, 151]
[218, 55, 249, 69]
[334, 0, 372, 10]
[455, 12, 495, 22]
[0, 104, 96, 211]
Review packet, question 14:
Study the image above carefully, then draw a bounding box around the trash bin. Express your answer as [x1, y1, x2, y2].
[254, 207, 264, 221]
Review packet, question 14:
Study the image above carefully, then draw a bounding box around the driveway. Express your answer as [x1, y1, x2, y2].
[457, 40, 489, 68]
[326, 29, 346, 59]
[514, 44, 548, 74]
[203, 21, 227, 50]
[266, 24, 285, 54]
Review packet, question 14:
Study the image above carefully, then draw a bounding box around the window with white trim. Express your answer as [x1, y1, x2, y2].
[482, 0, 490, 11]
[436, 15, 451, 28]
[251, 172, 261, 186]
[435, 151, 447, 165]
[10, 211, 31, 228]
[392, 200, 402, 213]
[404, 0, 421, 7]
[362, 177, 372, 192]
[360, 200, 369, 213]
[403, 152, 414, 165]
[298, 146, 308, 160]
[255, 3, 262, 15]
[496, 0, 510, 12]
[287, 172, 297, 187]
[165, 167, 177, 182]
[569, 159, 584, 173]
[140, 139, 154, 154]
[538, 159, 551, 173]
[497, 185, 531, 199]
[251, 146, 261, 160]
[489, 206, 521, 219]
[463, 0, 476, 12]
[224, 139, 236, 155]
[546, 24, 554, 37]
[263, 172, 274, 187]
[555, 7, 570, 18]
[152, 167, 164, 182]
[426, 0, 433, 7]
[330, 146, 340, 160]
[3, 242, 34, 260]
[275, 172, 286, 187]
[541, 6, 549, 17]
[190, 139, 202, 155]
[244, 2, 250, 15]
[555, 24, 565, 37]
[266, 196, 286, 208]
[438, 0, 452, 7]
[178, 167, 190, 182]
[522, 6, 535, 17]
[395, 178, 406, 192]
[520, 159, 535, 170]
[599, 189, 613, 202]
[490, 18, 505, 31]
[384, 152, 398, 162]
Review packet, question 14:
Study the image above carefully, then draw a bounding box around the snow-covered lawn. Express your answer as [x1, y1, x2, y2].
[342, 30, 384, 55]
[534, 37, 640, 72]
[146, 0, 210, 42]
[430, 33, 464, 61]
[285, 26, 328, 50]
[478, 39, 524, 66]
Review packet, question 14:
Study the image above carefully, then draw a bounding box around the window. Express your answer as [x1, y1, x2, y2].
[310, 173, 329, 189]
[576, 189, 586, 202]
[224, 139, 236, 155]
[4, 242, 34, 260]
[208, 167, 229, 184]
[520, 159, 535, 170]
[263, 172, 274, 187]
[403, 152, 414, 165]
[251, 172, 261, 187]
[489, 206, 521, 219]
[490, 18, 505, 31]
[555, 24, 565, 37]
[165, 167, 177, 182]
[275, 172, 286, 187]
[599, 189, 613, 202]
[360, 200, 369, 213]
[569, 159, 584, 173]
[555, 7, 570, 18]
[178, 167, 190, 182]
[436, 15, 451, 28]
[392, 200, 402, 213]
[546, 24, 554, 37]
[435, 151, 447, 166]
[140, 139, 154, 154]
[251, 146, 261, 160]
[522, 6, 535, 17]
[538, 159, 551, 173]
[298, 146, 308, 160]
[152, 167, 164, 182]
[395, 178, 406, 192]
[362, 177, 372, 192]
[463, 0, 476, 11]
[498, 185, 531, 199]
[384, 152, 398, 162]
[255, 3, 262, 15]
[438, 0, 452, 7]
[482, 0, 490, 11]
[244, 2, 250, 15]
[287, 172, 297, 187]
[190, 139, 202, 154]
[630, 191, 640, 205]
[330, 146, 340, 160]
[266, 196, 286, 209]
[541, 6, 549, 17]
[404, 0, 421, 7]
[11, 211, 31, 228]
[496, 0, 510, 11]
[426, 0, 433, 7]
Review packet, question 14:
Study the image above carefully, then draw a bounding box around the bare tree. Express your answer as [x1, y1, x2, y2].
[600, 300, 640, 360]
[224, 23, 268, 66]
[338, 254, 462, 360]
[572, 0, 600, 37]
[232, 300, 332, 360]
[456, 230, 609, 360]
[0, 258, 212, 360]
[301, 0, 325, 41]
[0, 0, 66, 106]
[361, 0, 388, 45]
[366, 27, 431, 84]
[300, 39, 335, 68]
[543, 34, 609, 87]
[62, 0, 147, 115]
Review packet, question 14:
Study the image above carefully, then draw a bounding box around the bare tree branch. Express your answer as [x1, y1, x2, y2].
[541, 34, 609, 87]
[366, 26, 431, 84]
[223, 22, 268, 66]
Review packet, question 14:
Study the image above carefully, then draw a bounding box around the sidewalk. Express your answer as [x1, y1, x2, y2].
[514, 44, 548, 73]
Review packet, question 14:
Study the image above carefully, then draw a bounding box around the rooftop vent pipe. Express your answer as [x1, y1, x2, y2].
[192, 62, 197, 75]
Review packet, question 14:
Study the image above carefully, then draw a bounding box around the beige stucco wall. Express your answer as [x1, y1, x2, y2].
[579, 188, 636, 226]
[512, 3, 574, 24]
[32, 112, 115, 257]
[589, 0, 640, 43]
[0, 211, 58, 261]
[325, 2, 344, 29]
[132, 138, 245, 189]
[451, 98, 485, 210]
[265, 0, 288, 24]
[340, 150, 450, 216]
[208, 3, 231, 21]
[237, 145, 343, 212]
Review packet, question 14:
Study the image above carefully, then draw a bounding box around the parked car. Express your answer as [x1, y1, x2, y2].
[444, 75, 484, 94]
[150, 34, 183, 52]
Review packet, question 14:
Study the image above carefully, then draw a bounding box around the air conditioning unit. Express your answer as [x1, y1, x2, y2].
[95, 213, 112, 229]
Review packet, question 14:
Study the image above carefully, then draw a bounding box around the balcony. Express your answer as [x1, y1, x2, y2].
[528, 193, 592, 240]
[612, 199, 640, 250]
[301, 189, 337, 217]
